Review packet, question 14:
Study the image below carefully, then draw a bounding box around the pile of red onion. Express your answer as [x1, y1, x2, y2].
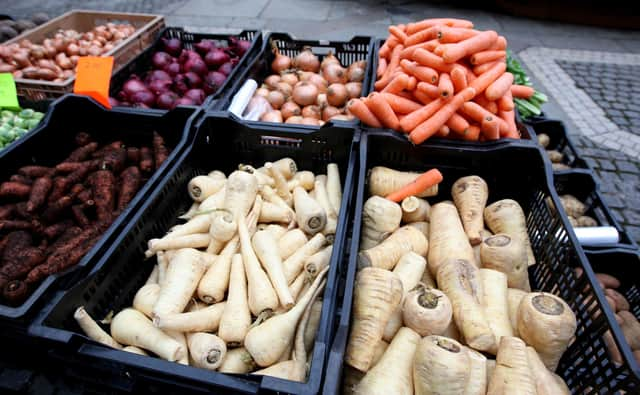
[111, 35, 251, 110]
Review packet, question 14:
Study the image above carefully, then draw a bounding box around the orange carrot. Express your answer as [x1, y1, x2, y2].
[379, 35, 399, 59]
[469, 61, 507, 98]
[347, 99, 383, 128]
[407, 76, 417, 90]
[407, 18, 474, 34]
[481, 117, 500, 140]
[389, 26, 408, 43]
[375, 44, 404, 90]
[399, 97, 444, 132]
[498, 90, 514, 112]
[382, 73, 410, 94]
[470, 50, 506, 65]
[405, 26, 440, 47]
[450, 65, 467, 93]
[400, 40, 439, 59]
[438, 125, 450, 137]
[413, 48, 454, 73]
[441, 30, 498, 63]
[367, 93, 400, 130]
[485, 72, 514, 101]
[381, 93, 423, 114]
[400, 59, 438, 84]
[409, 87, 476, 144]
[416, 82, 441, 99]
[489, 36, 507, 51]
[377, 58, 388, 78]
[396, 90, 416, 100]
[446, 113, 470, 134]
[460, 101, 510, 134]
[438, 73, 454, 99]
[499, 110, 519, 138]
[473, 60, 503, 76]
[437, 27, 479, 43]
[474, 95, 498, 114]
[433, 44, 448, 57]
[386, 168, 444, 202]
[463, 124, 481, 141]
[510, 85, 535, 99]
[464, 66, 477, 83]
[413, 90, 433, 105]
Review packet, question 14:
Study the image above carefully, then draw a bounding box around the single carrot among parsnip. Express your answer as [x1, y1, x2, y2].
[385, 168, 443, 202]
[450, 65, 467, 92]
[381, 93, 422, 114]
[347, 99, 383, 128]
[441, 30, 498, 63]
[438, 73, 454, 98]
[482, 117, 500, 140]
[446, 112, 470, 134]
[485, 72, 514, 101]
[381, 73, 409, 94]
[511, 84, 535, 99]
[367, 93, 401, 130]
[416, 82, 441, 100]
[400, 97, 444, 132]
[437, 26, 479, 43]
[470, 50, 506, 65]
[412, 48, 454, 73]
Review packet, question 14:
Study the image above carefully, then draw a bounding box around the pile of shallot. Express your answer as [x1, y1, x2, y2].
[112, 35, 251, 110]
[245, 45, 366, 125]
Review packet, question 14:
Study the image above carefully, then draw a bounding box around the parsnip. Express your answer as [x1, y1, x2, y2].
[293, 186, 327, 235]
[287, 170, 315, 191]
[486, 359, 496, 385]
[369, 166, 438, 198]
[206, 210, 237, 254]
[420, 264, 436, 288]
[219, 347, 256, 374]
[327, 163, 342, 214]
[414, 335, 470, 395]
[303, 299, 323, 353]
[111, 308, 185, 362]
[479, 269, 513, 352]
[218, 254, 252, 345]
[179, 201, 199, 220]
[452, 175, 489, 245]
[259, 201, 294, 224]
[122, 346, 148, 355]
[261, 223, 288, 239]
[304, 245, 333, 281]
[153, 248, 207, 317]
[360, 196, 402, 251]
[487, 336, 536, 395]
[437, 258, 496, 353]
[165, 214, 211, 239]
[153, 302, 226, 332]
[132, 283, 160, 318]
[188, 174, 225, 202]
[278, 229, 308, 260]
[74, 307, 122, 349]
[507, 288, 527, 337]
[239, 164, 275, 188]
[283, 233, 326, 283]
[472, 229, 492, 267]
[355, 327, 420, 395]
[224, 170, 259, 220]
[480, 234, 530, 291]
[261, 157, 297, 180]
[198, 187, 225, 212]
[409, 221, 429, 238]
[145, 233, 210, 257]
[382, 308, 403, 342]
[267, 162, 293, 206]
[517, 292, 577, 371]
[165, 330, 189, 365]
[314, 175, 338, 242]
[289, 272, 307, 302]
[526, 346, 570, 395]
[253, 230, 295, 308]
[401, 196, 431, 223]
[358, 225, 428, 270]
[145, 264, 159, 285]
[345, 268, 404, 372]
[187, 332, 226, 370]
[403, 284, 452, 336]
[261, 184, 295, 212]
[465, 348, 488, 395]
[484, 199, 535, 267]
[428, 201, 476, 276]
[393, 252, 427, 292]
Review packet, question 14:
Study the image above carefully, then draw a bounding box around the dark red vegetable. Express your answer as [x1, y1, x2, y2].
[101, 147, 127, 174]
[139, 147, 154, 172]
[10, 174, 33, 185]
[0, 220, 34, 232]
[90, 169, 115, 223]
[122, 78, 149, 99]
[48, 177, 67, 203]
[76, 188, 92, 204]
[173, 74, 189, 95]
[0, 182, 31, 199]
[74, 132, 93, 147]
[165, 62, 181, 76]
[194, 39, 216, 55]
[18, 166, 54, 178]
[3, 280, 28, 305]
[127, 147, 140, 164]
[184, 89, 205, 105]
[152, 132, 169, 169]
[117, 166, 141, 211]
[72, 205, 90, 227]
[184, 57, 208, 76]
[184, 72, 202, 89]
[156, 92, 180, 110]
[148, 79, 172, 96]
[218, 61, 234, 76]
[45, 226, 82, 255]
[162, 37, 182, 57]
[205, 49, 230, 68]
[0, 204, 16, 220]
[41, 196, 73, 223]
[26, 177, 53, 212]
[147, 69, 171, 82]
[204, 71, 226, 95]
[152, 51, 173, 70]
[130, 90, 156, 107]
[64, 142, 99, 163]
[175, 97, 196, 106]
[109, 97, 120, 107]
[42, 220, 73, 240]
[230, 36, 251, 56]
[55, 160, 100, 174]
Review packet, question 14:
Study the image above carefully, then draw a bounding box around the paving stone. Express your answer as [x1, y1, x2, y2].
[601, 193, 626, 209]
[172, 0, 267, 17]
[626, 225, 640, 245]
[261, 0, 333, 21]
[617, 160, 639, 173]
[597, 158, 617, 171]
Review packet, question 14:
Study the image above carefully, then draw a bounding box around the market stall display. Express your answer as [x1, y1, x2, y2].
[506, 52, 548, 120]
[530, 119, 590, 172]
[0, 14, 50, 43]
[0, 108, 44, 150]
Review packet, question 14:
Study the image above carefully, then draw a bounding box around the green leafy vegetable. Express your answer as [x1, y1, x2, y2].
[507, 51, 547, 119]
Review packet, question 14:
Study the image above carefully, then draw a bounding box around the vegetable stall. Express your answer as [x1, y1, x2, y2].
[0, 11, 638, 395]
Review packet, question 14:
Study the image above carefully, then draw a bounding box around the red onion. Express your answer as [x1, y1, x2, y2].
[157, 92, 180, 109]
[230, 36, 251, 56]
[108, 97, 120, 107]
[162, 38, 182, 57]
[184, 89, 205, 105]
[152, 51, 173, 70]
[179, 49, 201, 64]
[175, 97, 196, 106]
[130, 90, 156, 107]
[205, 49, 229, 68]
[184, 57, 208, 76]
[122, 78, 149, 98]
[194, 40, 216, 55]
[147, 69, 171, 82]
[148, 79, 172, 95]
[184, 71, 202, 88]
[165, 62, 181, 76]
[116, 90, 129, 102]
[218, 61, 233, 76]
[132, 102, 151, 109]
[173, 74, 189, 95]
[204, 71, 226, 94]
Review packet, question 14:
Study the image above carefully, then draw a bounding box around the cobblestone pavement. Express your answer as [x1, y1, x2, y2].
[2, 0, 639, 244]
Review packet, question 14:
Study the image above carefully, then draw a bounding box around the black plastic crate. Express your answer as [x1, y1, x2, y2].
[322, 130, 635, 394]
[29, 115, 359, 395]
[0, 94, 199, 324]
[110, 27, 262, 114]
[526, 119, 590, 172]
[553, 171, 636, 249]
[213, 32, 374, 130]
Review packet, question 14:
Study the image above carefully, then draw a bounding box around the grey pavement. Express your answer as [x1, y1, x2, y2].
[3, 0, 640, 244]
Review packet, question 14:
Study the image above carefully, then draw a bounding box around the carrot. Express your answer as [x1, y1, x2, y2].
[470, 50, 506, 65]
[378, 35, 398, 59]
[381, 73, 409, 94]
[416, 82, 441, 99]
[482, 117, 500, 140]
[409, 86, 476, 144]
[375, 44, 404, 90]
[347, 99, 383, 127]
[400, 40, 439, 59]
[473, 94, 498, 114]
[412, 48, 454, 73]
[450, 65, 467, 92]
[470, 59, 507, 96]
[399, 97, 444, 132]
[386, 168, 443, 202]
[461, 102, 509, 135]
[400, 59, 437, 84]
[381, 93, 422, 114]
[438, 125, 450, 137]
[437, 27, 479, 43]
[473, 60, 502, 76]
[404, 25, 440, 46]
[446, 112, 470, 134]
[511, 84, 535, 99]
[485, 72, 514, 101]
[441, 30, 498, 63]
[407, 18, 474, 34]
[490, 35, 508, 50]
[412, 89, 433, 105]
[462, 124, 481, 141]
[498, 90, 514, 111]
[366, 93, 400, 130]
[376, 57, 387, 78]
[499, 110, 519, 138]
[388, 25, 408, 43]
[438, 73, 454, 98]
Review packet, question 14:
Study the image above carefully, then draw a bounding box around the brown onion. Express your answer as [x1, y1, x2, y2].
[293, 47, 320, 72]
[267, 90, 286, 109]
[88, 46, 102, 56]
[281, 101, 301, 119]
[275, 82, 293, 98]
[330, 114, 355, 121]
[264, 74, 281, 89]
[66, 43, 80, 56]
[347, 65, 365, 82]
[285, 115, 304, 124]
[316, 93, 328, 108]
[255, 87, 270, 98]
[321, 52, 341, 71]
[327, 83, 348, 107]
[301, 117, 321, 126]
[302, 105, 321, 120]
[345, 82, 362, 99]
[323, 63, 347, 84]
[271, 48, 291, 73]
[19, 39, 32, 49]
[322, 106, 341, 121]
[12, 51, 31, 68]
[280, 72, 298, 86]
[261, 110, 284, 123]
[30, 46, 46, 60]
[292, 81, 318, 106]
[297, 71, 314, 81]
[308, 73, 328, 93]
[56, 53, 73, 70]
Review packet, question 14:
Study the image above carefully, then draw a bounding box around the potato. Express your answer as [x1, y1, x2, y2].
[546, 150, 564, 163]
[576, 215, 597, 227]
[560, 194, 587, 218]
[537, 133, 550, 148]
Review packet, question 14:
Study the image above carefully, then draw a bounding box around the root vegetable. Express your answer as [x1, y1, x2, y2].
[345, 267, 403, 372]
[559, 195, 586, 218]
[261, 224, 287, 239]
[303, 299, 323, 353]
[218, 254, 252, 345]
[465, 348, 488, 395]
[480, 234, 530, 291]
[253, 230, 295, 308]
[166, 214, 211, 239]
[278, 229, 308, 260]
[618, 311, 640, 350]
[304, 245, 333, 280]
[199, 187, 225, 212]
[266, 162, 293, 206]
[452, 175, 488, 245]
[517, 292, 577, 371]
[145, 264, 159, 285]
[293, 186, 326, 235]
[145, 233, 210, 257]
[314, 176, 338, 242]
[403, 284, 452, 336]
[153, 302, 226, 332]
[123, 346, 148, 356]
[206, 210, 237, 254]
[360, 196, 402, 251]
[487, 336, 536, 395]
[392, 252, 427, 292]
[327, 83, 348, 107]
[74, 306, 122, 349]
[409, 221, 430, 238]
[224, 170, 259, 220]
[111, 308, 185, 362]
[606, 289, 630, 312]
[198, 237, 239, 304]
[413, 335, 470, 395]
[428, 201, 476, 276]
[188, 175, 225, 202]
[354, 327, 420, 395]
[401, 196, 430, 223]
[283, 233, 326, 283]
[485, 199, 535, 267]
[219, 347, 256, 374]
[479, 269, 513, 351]
[293, 81, 319, 106]
[577, 215, 597, 227]
[369, 166, 438, 198]
[382, 307, 403, 342]
[358, 225, 428, 270]
[132, 283, 160, 318]
[526, 346, 570, 395]
[437, 258, 496, 353]
[260, 201, 294, 223]
[506, 288, 527, 337]
[326, 163, 342, 214]
[287, 171, 315, 192]
[187, 332, 226, 370]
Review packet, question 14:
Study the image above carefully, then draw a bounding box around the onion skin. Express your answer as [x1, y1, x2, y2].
[317, 93, 328, 108]
[260, 110, 284, 123]
[347, 65, 365, 82]
[301, 117, 321, 126]
[323, 63, 347, 84]
[321, 52, 341, 71]
[271, 48, 291, 74]
[292, 81, 318, 107]
[322, 106, 341, 121]
[327, 83, 348, 107]
[267, 90, 286, 110]
[345, 82, 362, 99]
[285, 116, 304, 124]
[264, 75, 281, 89]
[293, 48, 320, 72]
[308, 73, 328, 94]
[255, 87, 270, 98]
[280, 72, 298, 86]
[275, 82, 293, 98]
[281, 101, 301, 119]
[302, 105, 321, 120]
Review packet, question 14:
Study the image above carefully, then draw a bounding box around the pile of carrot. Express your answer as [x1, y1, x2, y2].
[347, 18, 538, 143]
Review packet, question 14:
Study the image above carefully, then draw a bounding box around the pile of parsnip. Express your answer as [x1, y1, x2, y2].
[73, 157, 343, 383]
[344, 167, 578, 395]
